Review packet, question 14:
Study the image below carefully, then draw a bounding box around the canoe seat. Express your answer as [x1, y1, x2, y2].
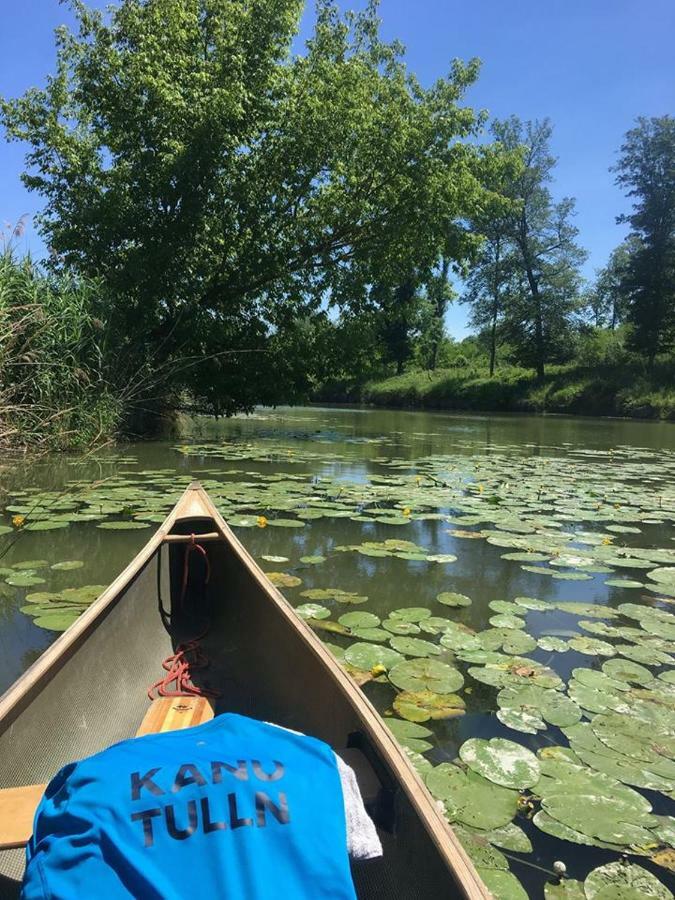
[0, 695, 214, 851]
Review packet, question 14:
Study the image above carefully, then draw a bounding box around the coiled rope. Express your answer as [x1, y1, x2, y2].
[148, 535, 220, 700]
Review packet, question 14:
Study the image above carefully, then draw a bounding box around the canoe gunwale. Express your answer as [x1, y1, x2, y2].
[0, 481, 491, 900]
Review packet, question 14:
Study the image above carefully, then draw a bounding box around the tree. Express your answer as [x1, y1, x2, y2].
[588, 240, 636, 329]
[462, 175, 519, 376]
[419, 258, 454, 371]
[492, 118, 587, 377]
[613, 116, 675, 363]
[2, 0, 490, 413]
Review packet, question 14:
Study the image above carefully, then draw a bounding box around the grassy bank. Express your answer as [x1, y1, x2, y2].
[339, 362, 675, 420]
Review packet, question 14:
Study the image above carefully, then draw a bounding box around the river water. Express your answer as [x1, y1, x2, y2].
[1, 406, 675, 898]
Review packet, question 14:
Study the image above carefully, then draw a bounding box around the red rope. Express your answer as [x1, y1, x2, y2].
[148, 536, 219, 700]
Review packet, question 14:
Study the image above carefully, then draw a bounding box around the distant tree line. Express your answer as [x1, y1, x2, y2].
[1, 0, 673, 438]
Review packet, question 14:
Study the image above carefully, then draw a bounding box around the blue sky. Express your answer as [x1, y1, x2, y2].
[1, 0, 673, 336]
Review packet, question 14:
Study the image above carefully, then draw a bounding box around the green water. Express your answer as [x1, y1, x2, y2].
[2, 405, 675, 898]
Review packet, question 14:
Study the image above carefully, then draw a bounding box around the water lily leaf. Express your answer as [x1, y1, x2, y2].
[478, 869, 528, 900]
[343, 643, 403, 672]
[389, 607, 432, 622]
[568, 636, 616, 657]
[482, 821, 532, 853]
[268, 518, 305, 528]
[617, 643, 673, 666]
[296, 603, 330, 620]
[544, 879, 585, 899]
[382, 618, 421, 635]
[261, 555, 289, 563]
[489, 600, 524, 615]
[533, 809, 598, 847]
[497, 706, 545, 734]
[648, 568, 675, 587]
[584, 862, 671, 900]
[436, 591, 471, 608]
[265, 572, 302, 588]
[393, 690, 465, 723]
[299, 555, 326, 565]
[6, 573, 46, 587]
[426, 764, 518, 830]
[602, 659, 653, 685]
[514, 596, 555, 611]
[605, 579, 644, 589]
[490, 612, 527, 631]
[388, 659, 463, 693]
[384, 718, 433, 753]
[426, 553, 458, 564]
[389, 636, 441, 658]
[351, 627, 391, 642]
[33, 612, 81, 631]
[651, 848, 675, 874]
[556, 602, 618, 619]
[459, 737, 540, 789]
[418, 616, 454, 635]
[60, 585, 106, 603]
[13, 560, 49, 570]
[96, 520, 151, 530]
[537, 637, 570, 652]
[439, 625, 482, 652]
[338, 611, 380, 630]
[25, 520, 69, 531]
[542, 794, 656, 845]
[50, 560, 85, 571]
[479, 628, 538, 655]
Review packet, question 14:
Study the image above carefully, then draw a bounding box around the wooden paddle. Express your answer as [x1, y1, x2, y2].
[0, 695, 214, 851]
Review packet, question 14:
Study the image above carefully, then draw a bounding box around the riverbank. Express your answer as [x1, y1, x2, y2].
[316, 362, 675, 420]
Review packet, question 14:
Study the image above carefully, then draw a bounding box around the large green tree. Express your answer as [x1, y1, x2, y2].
[2, 0, 490, 412]
[613, 116, 675, 363]
[488, 117, 587, 377]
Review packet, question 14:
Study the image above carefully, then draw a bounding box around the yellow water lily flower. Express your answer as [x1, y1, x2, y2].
[256, 515, 268, 528]
[370, 664, 387, 677]
[601, 536, 614, 545]
[11, 515, 25, 529]
[402, 507, 412, 517]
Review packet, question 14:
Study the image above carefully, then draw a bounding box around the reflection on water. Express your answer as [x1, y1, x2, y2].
[1, 406, 675, 897]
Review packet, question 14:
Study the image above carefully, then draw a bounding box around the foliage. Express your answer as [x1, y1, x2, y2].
[1, 0, 492, 420]
[488, 118, 588, 377]
[0, 246, 123, 449]
[613, 116, 675, 362]
[358, 353, 675, 420]
[588, 240, 636, 329]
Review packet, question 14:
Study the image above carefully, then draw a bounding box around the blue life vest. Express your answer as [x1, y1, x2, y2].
[22, 713, 356, 899]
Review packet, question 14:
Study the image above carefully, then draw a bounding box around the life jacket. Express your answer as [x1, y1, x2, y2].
[22, 714, 357, 899]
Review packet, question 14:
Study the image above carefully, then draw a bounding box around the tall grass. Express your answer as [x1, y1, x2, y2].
[0, 249, 123, 449]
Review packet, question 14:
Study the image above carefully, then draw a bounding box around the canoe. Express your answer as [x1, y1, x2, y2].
[0, 482, 489, 899]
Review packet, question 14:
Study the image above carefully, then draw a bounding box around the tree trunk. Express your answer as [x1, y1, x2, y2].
[429, 257, 450, 371]
[489, 238, 501, 377]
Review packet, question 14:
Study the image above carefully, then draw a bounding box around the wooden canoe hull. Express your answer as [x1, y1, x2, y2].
[0, 483, 489, 899]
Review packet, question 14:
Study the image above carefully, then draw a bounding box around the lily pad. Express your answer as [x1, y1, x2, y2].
[459, 737, 540, 789]
[388, 636, 441, 658]
[388, 659, 463, 693]
[393, 690, 465, 723]
[33, 612, 81, 631]
[50, 560, 85, 571]
[425, 764, 518, 830]
[96, 520, 151, 530]
[384, 718, 433, 753]
[295, 603, 330, 620]
[343, 643, 403, 672]
[265, 572, 302, 588]
[584, 862, 671, 900]
[436, 591, 472, 608]
[338, 611, 380, 630]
